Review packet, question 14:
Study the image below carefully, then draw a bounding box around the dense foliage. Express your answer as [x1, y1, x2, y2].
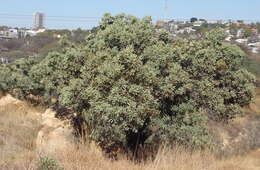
[0, 28, 90, 63]
[0, 14, 256, 156]
[242, 56, 260, 77]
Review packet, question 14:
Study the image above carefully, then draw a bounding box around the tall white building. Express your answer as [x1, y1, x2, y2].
[33, 12, 45, 30]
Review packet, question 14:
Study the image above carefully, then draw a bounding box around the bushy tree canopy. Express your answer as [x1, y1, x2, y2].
[0, 14, 256, 156]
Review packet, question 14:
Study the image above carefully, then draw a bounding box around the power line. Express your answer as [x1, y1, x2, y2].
[1, 13, 259, 29]
[0, 13, 101, 19]
[0, 13, 259, 22]
[0, 13, 101, 26]
[0, 17, 99, 22]
[0, 13, 32, 17]
[164, 0, 169, 22]
[53, 15, 99, 19]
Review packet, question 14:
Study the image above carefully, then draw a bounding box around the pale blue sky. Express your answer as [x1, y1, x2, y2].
[0, 0, 259, 29]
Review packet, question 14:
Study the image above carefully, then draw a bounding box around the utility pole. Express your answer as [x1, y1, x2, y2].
[164, 0, 169, 22]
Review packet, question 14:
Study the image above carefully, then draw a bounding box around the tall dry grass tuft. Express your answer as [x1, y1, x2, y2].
[0, 96, 41, 170]
[55, 143, 260, 170]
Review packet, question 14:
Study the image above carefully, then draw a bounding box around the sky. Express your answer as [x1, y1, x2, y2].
[0, 0, 259, 29]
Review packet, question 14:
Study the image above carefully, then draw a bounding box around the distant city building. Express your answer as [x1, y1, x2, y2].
[225, 35, 233, 42]
[207, 20, 218, 24]
[33, 12, 45, 30]
[251, 47, 259, 54]
[248, 42, 260, 47]
[176, 27, 196, 34]
[235, 38, 248, 44]
[7, 29, 18, 38]
[193, 21, 205, 27]
[26, 29, 46, 37]
[237, 29, 243, 38]
[156, 20, 167, 27]
[0, 57, 9, 64]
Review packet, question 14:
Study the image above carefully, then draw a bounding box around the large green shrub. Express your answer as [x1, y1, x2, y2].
[0, 57, 42, 98]
[0, 14, 256, 156]
[56, 14, 255, 154]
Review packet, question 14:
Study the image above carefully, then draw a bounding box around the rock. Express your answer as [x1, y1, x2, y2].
[0, 94, 76, 157]
[249, 103, 260, 114]
[36, 109, 75, 157]
[0, 94, 22, 106]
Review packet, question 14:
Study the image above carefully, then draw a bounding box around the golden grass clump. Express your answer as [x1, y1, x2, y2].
[55, 143, 260, 170]
[0, 95, 40, 170]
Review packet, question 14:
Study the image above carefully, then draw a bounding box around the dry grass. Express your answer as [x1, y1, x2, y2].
[0, 94, 260, 170]
[56, 86, 260, 170]
[55, 143, 260, 170]
[0, 95, 41, 170]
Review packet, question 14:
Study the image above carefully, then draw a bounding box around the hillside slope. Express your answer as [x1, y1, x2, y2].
[0, 94, 41, 169]
[0, 94, 260, 170]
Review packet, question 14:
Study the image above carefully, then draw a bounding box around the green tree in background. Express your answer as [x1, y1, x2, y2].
[243, 27, 254, 38]
[257, 22, 260, 33]
[190, 17, 198, 23]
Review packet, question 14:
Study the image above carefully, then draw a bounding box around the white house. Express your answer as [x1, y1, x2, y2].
[225, 35, 233, 42]
[251, 48, 259, 54]
[7, 29, 18, 38]
[177, 27, 196, 34]
[236, 29, 243, 38]
[248, 42, 260, 47]
[25, 28, 46, 37]
[193, 21, 204, 27]
[207, 20, 218, 24]
[235, 39, 248, 44]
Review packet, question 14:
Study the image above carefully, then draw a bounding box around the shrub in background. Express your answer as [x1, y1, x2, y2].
[38, 156, 63, 170]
